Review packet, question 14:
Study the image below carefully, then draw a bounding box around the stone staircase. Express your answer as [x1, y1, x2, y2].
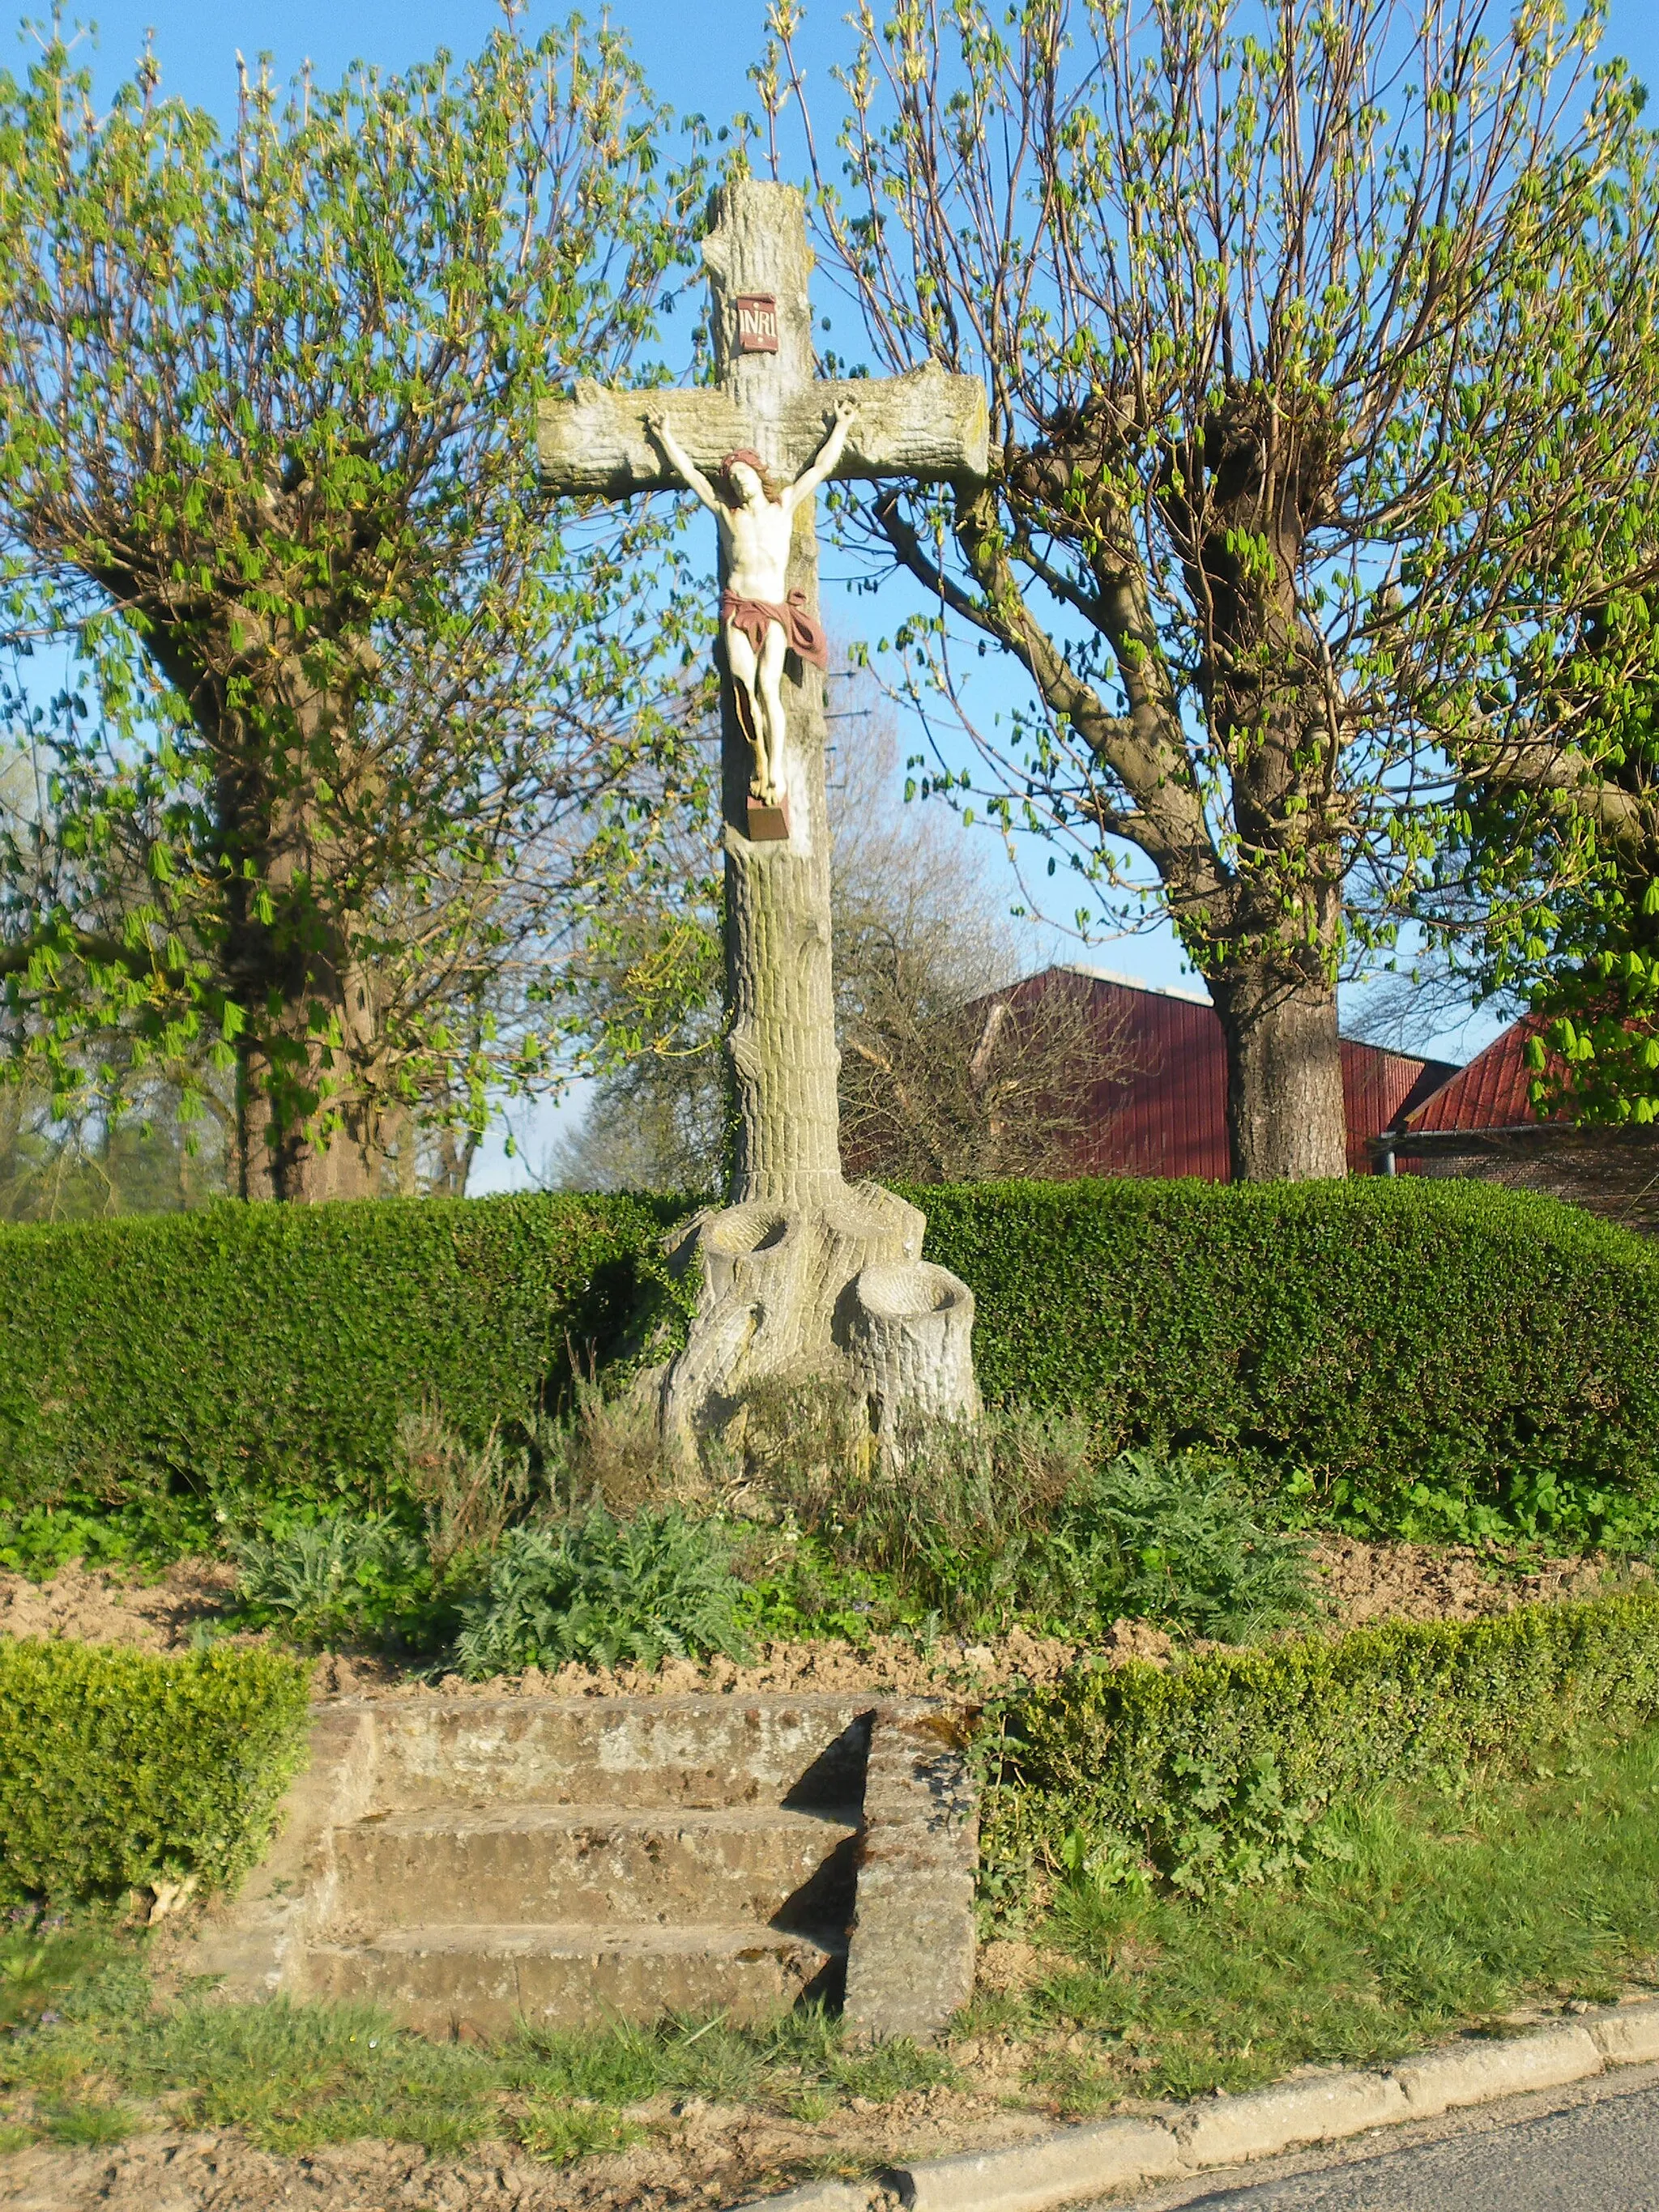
[190, 1692, 977, 2042]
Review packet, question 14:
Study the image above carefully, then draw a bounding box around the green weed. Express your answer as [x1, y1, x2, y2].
[0, 1490, 220, 1579]
[1013, 1722, 1659, 2109]
[1066, 1450, 1317, 1640]
[828, 2039, 958, 2101]
[232, 1517, 434, 1648]
[454, 1507, 754, 1676]
[516, 2099, 642, 2163]
[41, 2098, 137, 2146]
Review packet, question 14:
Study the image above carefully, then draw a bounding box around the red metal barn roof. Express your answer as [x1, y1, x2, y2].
[1008, 967, 1452, 1181]
[1402, 1013, 1559, 1133]
[1341, 1042, 1457, 1170]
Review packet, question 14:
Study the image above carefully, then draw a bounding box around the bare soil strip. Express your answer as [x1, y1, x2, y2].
[0, 1541, 1624, 1703]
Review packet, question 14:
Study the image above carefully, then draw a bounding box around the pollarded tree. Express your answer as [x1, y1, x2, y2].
[769, 0, 1659, 1178]
[0, 16, 705, 1200]
[1458, 605, 1659, 1123]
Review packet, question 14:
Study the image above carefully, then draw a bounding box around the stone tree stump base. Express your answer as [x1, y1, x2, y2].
[659, 1181, 979, 1451]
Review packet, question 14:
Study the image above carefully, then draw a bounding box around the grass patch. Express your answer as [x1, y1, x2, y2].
[0, 1938, 960, 2166]
[0, 1908, 130, 2033]
[39, 2097, 139, 2146]
[131, 1995, 505, 2154]
[997, 1720, 1659, 2112]
[517, 2099, 643, 2163]
[0, 1723, 1653, 2172]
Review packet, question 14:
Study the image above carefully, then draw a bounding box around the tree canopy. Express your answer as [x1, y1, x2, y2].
[1461, 608, 1659, 1125]
[768, 0, 1659, 1177]
[0, 15, 706, 1198]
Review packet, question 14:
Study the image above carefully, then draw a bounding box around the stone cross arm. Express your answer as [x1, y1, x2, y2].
[536, 359, 988, 501]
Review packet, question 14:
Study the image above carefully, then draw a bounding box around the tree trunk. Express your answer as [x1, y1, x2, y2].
[1209, 965, 1348, 1182]
[235, 1025, 386, 1204]
[657, 180, 979, 1450]
[218, 670, 395, 1206]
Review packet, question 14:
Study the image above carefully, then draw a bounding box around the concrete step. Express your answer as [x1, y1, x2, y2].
[331, 1801, 861, 1930]
[303, 1920, 843, 2035]
[189, 1694, 979, 2044]
[349, 1694, 872, 1811]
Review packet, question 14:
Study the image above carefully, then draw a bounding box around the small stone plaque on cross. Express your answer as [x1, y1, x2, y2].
[736, 293, 779, 352]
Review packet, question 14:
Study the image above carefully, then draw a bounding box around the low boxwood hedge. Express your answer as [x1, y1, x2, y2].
[0, 1178, 1654, 1545]
[978, 1583, 1659, 1910]
[0, 1639, 311, 1904]
[0, 1191, 678, 1519]
[916, 1177, 1659, 1543]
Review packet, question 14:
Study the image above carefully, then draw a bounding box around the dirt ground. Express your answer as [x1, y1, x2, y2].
[0, 1559, 236, 1655]
[0, 2059, 1088, 2212]
[0, 2094, 990, 2211]
[1308, 1534, 1619, 1628]
[0, 1538, 1628, 1704]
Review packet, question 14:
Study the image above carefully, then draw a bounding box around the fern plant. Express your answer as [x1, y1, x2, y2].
[453, 1506, 753, 1677]
[1057, 1450, 1318, 1643]
[232, 1517, 430, 1646]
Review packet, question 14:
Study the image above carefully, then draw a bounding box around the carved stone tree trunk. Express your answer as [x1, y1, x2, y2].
[656, 185, 979, 1449]
[537, 181, 985, 1449]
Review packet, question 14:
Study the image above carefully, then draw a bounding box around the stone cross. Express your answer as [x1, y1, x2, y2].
[538, 179, 987, 1443]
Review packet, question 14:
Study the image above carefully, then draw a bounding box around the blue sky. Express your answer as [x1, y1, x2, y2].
[18, 2, 1654, 1177]
[32, 2, 1659, 130]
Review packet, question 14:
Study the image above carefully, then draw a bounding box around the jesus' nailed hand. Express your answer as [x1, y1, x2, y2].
[646, 400, 857, 810]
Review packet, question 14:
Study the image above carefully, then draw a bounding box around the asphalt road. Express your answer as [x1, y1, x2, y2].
[1102, 2068, 1659, 2211]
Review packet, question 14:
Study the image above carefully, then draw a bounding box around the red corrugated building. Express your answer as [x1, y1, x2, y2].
[997, 973, 1654, 1227]
[1384, 1014, 1659, 1235]
[1020, 965, 1455, 1180]
[1393, 1013, 1554, 1144]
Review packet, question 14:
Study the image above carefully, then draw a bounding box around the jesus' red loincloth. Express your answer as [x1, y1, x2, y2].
[719, 588, 829, 671]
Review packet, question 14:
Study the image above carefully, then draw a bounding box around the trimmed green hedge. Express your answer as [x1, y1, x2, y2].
[0, 1639, 311, 1903]
[1, 1178, 1655, 1544]
[916, 1178, 1659, 1541]
[979, 1582, 1659, 1906]
[0, 1192, 677, 1515]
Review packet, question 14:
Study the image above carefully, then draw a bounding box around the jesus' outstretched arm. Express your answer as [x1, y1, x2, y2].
[782, 399, 858, 514]
[646, 414, 723, 516]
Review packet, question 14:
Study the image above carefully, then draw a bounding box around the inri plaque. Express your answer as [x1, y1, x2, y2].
[736, 293, 779, 353]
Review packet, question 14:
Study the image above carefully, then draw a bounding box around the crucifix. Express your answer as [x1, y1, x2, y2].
[539, 180, 988, 1446]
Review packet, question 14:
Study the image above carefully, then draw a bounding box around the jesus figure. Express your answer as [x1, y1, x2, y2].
[647, 400, 857, 808]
